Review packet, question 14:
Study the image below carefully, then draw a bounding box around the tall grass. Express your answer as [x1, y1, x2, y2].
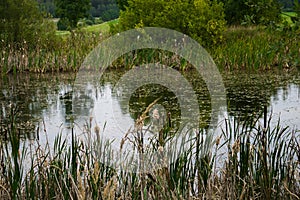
[212, 26, 300, 71]
[0, 104, 299, 199]
[0, 30, 104, 74]
[1, 24, 299, 74]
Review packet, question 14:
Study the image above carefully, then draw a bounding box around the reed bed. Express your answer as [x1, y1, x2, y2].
[1, 26, 299, 74]
[0, 30, 104, 74]
[0, 105, 299, 199]
[212, 26, 300, 71]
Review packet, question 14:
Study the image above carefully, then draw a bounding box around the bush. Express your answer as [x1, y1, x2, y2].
[117, 0, 226, 47]
[0, 0, 56, 49]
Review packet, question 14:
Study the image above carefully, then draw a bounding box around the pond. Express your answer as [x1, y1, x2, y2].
[0, 68, 299, 148]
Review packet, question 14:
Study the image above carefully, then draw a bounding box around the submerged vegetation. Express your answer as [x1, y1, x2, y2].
[0, 105, 299, 199]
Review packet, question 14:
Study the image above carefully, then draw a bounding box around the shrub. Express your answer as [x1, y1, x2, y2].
[0, 0, 56, 49]
[116, 0, 226, 47]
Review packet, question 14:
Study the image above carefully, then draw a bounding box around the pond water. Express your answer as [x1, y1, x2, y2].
[0, 69, 299, 148]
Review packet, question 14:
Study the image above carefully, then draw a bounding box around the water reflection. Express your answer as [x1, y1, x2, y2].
[0, 70, 299, 141]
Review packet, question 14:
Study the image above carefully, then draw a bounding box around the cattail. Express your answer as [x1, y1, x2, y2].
[216, 135, 221, 146]
[158, 146, 164, 153]
[120, 138, 125, 150]
[94, 125, 100, 142]
[103, 176, 117, 200]
[232, 139, 240, 154]
[167, 112, 171, 128]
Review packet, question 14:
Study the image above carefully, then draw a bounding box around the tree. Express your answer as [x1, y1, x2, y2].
[116, 0, 129, 11]
[37, 0, 56, 16]
[277, 0, 300, 11]
[221, 0, 248, 24]
[55, 0, 91, 29]
[90, 0, 119, 21]
[118, 0, 226, 47]
[221, 0, 281, 25]
[0, 0, 56, 47]
[293, 0, 300, 29]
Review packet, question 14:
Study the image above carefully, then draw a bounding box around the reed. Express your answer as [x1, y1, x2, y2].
[212, 26, 300, 71]
[0, 104, 299, 199]
[0, 30, 103, 74]
[1, 25, 299, 74]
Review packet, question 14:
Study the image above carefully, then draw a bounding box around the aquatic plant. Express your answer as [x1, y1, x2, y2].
[0, 104, 299, 199]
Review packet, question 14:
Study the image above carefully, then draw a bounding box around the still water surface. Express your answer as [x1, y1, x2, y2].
[0, 69, 299, 146]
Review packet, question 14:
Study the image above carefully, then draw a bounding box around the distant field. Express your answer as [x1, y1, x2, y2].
[55, 19, 119, 36]
[83, 19, 119, 33]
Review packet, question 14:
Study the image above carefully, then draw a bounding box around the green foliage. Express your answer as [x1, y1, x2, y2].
[37, 0, 56, 16]
[38, 0, 120, 21]
[221, 0, 248, 24]
[117, 0, 129, 11]
[54, 0, 91, 29]
[90, 0, 119, 21]
[278, 0, 300, 11]
[293, 0, 300, 28]
[117, 0, 226, 47]
[212, 26, 300, 71]
[221, 0, 281, 25]
[57, 17, 70, 31]
[0, 0, 56, 48]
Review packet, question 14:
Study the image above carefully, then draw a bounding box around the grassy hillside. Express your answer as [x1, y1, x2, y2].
[55, 19, 119, 36]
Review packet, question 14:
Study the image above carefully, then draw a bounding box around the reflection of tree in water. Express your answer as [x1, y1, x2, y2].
[59, 84, 74, 125]
[113, 69, 215, 130]
[0, 73, 83, 138]
[127, 84, 181, 131]
[116, 69, 300, 129]
[182, 69, 212, 128]
[0, 73, 97, 138]
[0, 73, 53, 139]
[223, 72, 300, 121]
[58, 78, 97, 127]
[1, 69, 299, 139]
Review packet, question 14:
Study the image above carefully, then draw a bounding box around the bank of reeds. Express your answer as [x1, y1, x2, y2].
[85, 25, 300, 72]
[212, 26, 300, 71]
[0, 105, 299, 199]
[0, 30, 103, 74]
[1, 25, 299, 74]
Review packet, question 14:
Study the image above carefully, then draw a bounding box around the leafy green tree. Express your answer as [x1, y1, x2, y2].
[221, 0, 248, 24]
[55, 0, 91, 29]
[293, 0, 300, 29]
[38, 0, 56, 16]
[117, 0, 129, 11]
[90, 0, 119, 21]
[221, 0, 281, 25]
[118, 0, 226, 47]
[0, 0, 56, 47]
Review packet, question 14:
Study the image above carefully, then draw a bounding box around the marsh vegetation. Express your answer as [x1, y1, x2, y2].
[1, 0, 300, 199]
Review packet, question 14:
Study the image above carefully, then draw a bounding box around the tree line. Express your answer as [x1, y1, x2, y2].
[1, 0, 299, 48]
[37, 0, 119, 21]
